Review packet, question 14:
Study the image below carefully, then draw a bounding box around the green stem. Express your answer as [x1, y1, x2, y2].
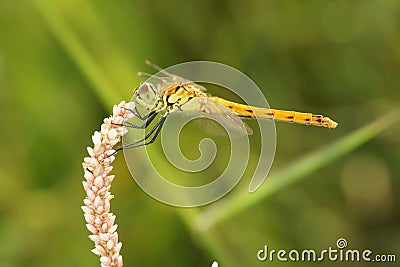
[193, 230, 240, 267]
[193, 109, 400, 232]
[32, 0, 121, 107]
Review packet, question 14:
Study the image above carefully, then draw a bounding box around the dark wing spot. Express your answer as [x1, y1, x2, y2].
[246, 109, 253, 113]
[305, 118, 310, 121]
[286, 116, 294, 119]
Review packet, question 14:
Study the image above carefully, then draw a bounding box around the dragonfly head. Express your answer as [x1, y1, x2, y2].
[134, 82, 159, 110]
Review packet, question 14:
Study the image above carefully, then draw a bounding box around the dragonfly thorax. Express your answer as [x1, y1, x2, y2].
[162, 83, 205, 113]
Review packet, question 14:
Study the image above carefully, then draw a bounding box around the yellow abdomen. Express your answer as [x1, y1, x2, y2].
[210, 96, 338, 129]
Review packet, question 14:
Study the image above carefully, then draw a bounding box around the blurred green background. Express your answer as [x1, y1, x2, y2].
[1, 0, 399, 266]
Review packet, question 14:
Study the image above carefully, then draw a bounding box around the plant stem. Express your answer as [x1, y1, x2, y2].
[33, 0, 120, 107]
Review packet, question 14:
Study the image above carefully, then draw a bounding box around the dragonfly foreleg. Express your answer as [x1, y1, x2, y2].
[117, 114, 167, 150]
[123, 111, 157, 129]
[124, 106, 155, 121]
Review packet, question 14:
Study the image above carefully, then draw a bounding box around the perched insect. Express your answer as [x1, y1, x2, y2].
[121, 61, 338, 149]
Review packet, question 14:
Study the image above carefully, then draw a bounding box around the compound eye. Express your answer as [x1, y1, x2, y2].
[134, 82, 157, 110]
[136, 83, 151, 97]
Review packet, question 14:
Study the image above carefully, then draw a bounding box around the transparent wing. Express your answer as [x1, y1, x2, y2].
[137, 72, 182, 84]
[138, 61, 207, 92]
[179, 97, 253, 136]
[201, 98, 253, 135]
[145, 60, 204, 88]
[138, 74, 208, 92]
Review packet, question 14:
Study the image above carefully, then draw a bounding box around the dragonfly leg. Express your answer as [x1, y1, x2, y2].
[116, 114, 167, 151]
[123, 111, 157, 129]
[124, 106, 154, 121]
[111, 108, 155, 128]
[123, 118, 165, 149]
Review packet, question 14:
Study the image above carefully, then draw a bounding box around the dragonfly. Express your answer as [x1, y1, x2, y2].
[120, 61, 338, 150]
